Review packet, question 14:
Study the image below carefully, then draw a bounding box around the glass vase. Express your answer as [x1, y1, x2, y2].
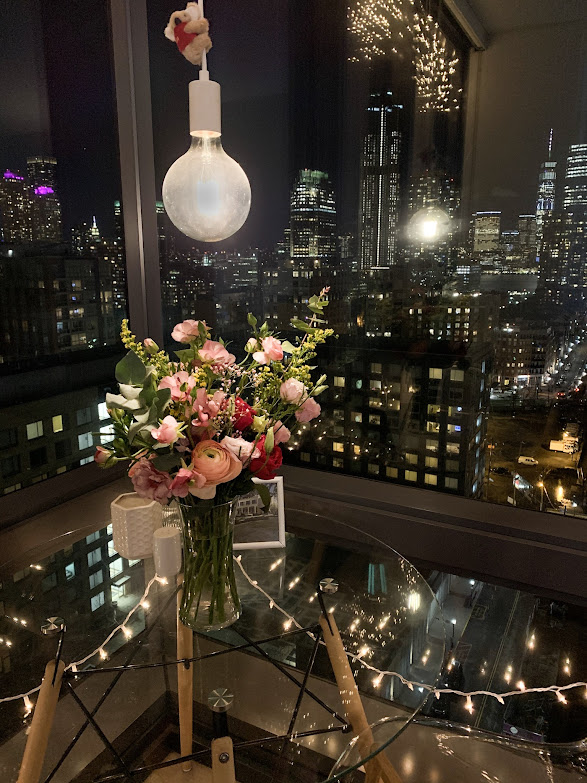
[178, 498, 241, 631]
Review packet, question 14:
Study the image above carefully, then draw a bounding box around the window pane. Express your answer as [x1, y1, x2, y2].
[0, 2, 126, 497]
[143, 1, 587, 521]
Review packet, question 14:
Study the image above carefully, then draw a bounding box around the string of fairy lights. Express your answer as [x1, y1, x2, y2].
[347, 0, 462, 112]
[3, 561, 586, 721]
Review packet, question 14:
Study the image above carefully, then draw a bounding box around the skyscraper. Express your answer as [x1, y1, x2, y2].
[0, 169, 32, 243]
[358, 91, 403, 272]
[289, 170, 337, 263]
[535, 129, 556, 251]
[472, 211, 501, 253]
[27, 156, 57, 190]
[27, 156, 62, 242]
[518, 214, 537, 256]
[563, 144, 587, 210]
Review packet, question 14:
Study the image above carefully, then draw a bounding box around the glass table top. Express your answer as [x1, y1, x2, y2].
[0, 507, 446, 783]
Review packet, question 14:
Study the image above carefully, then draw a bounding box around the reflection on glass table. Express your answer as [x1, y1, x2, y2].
[0, 511, 445, 783]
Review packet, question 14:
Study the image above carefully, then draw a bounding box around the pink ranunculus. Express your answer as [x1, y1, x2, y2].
[272, 421, 291, 445]
[171, 319, 206, 344]
[191, 439, 243, 487]
[295, 397, 321, 422]
[129, 458, 173, 504]
[158, 371, 196, 402]
[94, 445, 113, 465]
[192, 388, 226, 428]
[198, 340, 236, 368]
[220, 436, 257, 463]
[170, 467, 206, 498]
[280, 378, 306, 404]
[150, 415, 183, 446]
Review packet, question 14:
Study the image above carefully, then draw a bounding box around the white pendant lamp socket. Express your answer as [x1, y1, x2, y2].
[162, 0, 251, 242]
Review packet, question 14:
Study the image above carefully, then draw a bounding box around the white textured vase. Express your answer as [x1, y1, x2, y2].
[111, 493, 162, 559]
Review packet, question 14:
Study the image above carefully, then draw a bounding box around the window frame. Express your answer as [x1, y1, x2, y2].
[1, 1, 585, 606]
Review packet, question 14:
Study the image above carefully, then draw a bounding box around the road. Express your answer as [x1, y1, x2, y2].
[485, 341, 587, 512]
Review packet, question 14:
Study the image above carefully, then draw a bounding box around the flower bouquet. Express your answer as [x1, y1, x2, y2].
[96, 288, 333, 630]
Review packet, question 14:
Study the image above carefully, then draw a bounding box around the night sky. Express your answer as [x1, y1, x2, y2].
[0, 0, 585, 243]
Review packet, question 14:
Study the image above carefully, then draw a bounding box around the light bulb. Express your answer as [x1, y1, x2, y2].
[408, 205, 450, 244]
[163, 134, 250, 242]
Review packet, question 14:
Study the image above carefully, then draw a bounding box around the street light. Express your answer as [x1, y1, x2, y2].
[537, 481, 544, 512]
[451, 618, 457, 648]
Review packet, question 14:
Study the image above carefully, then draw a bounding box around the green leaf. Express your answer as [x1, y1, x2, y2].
[115, 350, 147, 385]
[290, 319, 318, 334]
[106, 393, 146, 413]
[175, 348, 193, 364]
[264, 427, 275, 454]
[154, 386, 171, 415]
[247, 313, 257, 328]
[254, 481, 271, 511]
[128, 404, 157, 444]
[198, 321, 208, 339]
[152, 452, 182, 472]
[281, 340, 296, 354]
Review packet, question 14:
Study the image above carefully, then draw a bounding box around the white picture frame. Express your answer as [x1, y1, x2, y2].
[233, 476, 285, 550]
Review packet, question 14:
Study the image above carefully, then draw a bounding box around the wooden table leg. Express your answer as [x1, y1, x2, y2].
[319, 613, 402, 783]
[211, 735, 236, 783]
[177, 587, 194, 773]
[17, 660, 65, 783]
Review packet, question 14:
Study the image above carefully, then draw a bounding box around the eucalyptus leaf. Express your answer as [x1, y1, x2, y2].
[155, 386, 172, 415]
[281, 340, 296, 354]
[115, 350, 147, 385]
[105, 393, 145, 413]
[119, 384, 143, 400]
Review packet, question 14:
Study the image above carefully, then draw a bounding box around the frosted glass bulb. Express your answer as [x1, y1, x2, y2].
[163, 135, 251, 242]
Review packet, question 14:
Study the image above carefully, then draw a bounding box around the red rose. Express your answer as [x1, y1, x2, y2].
[233, 396, 256, 431]
[249, 436, 283, 480]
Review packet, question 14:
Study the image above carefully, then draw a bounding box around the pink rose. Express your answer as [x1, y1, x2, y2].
[280, 378, 306, 404]
[159, 371, 196, 402]
[198, 340, 235, 368]
[191, 440, 243, 489]
[150, 415, 183, 446]
[192, 388, 226, 428]
[170, 467, 207, 498]
[220, 436, 259, 463]
[253, 336, 283, 365]
[295, 397, 321, 422]
[94, 445, 113, 466]
[171, 319, 206, 343]
[129, 458, 173, 504]
[272, 421, 291, 445]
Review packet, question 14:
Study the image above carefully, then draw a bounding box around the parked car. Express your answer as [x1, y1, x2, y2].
[518, 456, 539, 465]
[491, 466, 510, 475]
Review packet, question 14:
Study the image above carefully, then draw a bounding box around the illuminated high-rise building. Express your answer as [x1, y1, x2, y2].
[472, 211, 501, 253]
[289, 169, 337, 263]
[518, 214, 537, 256]
[563, 143, 587, 210]
[535, 129, 556, 251]
[0, 169, 32, 243]
[27, 156, 57, 190]
[27, 156, 62, 242]
[358, 91, 402, 272]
